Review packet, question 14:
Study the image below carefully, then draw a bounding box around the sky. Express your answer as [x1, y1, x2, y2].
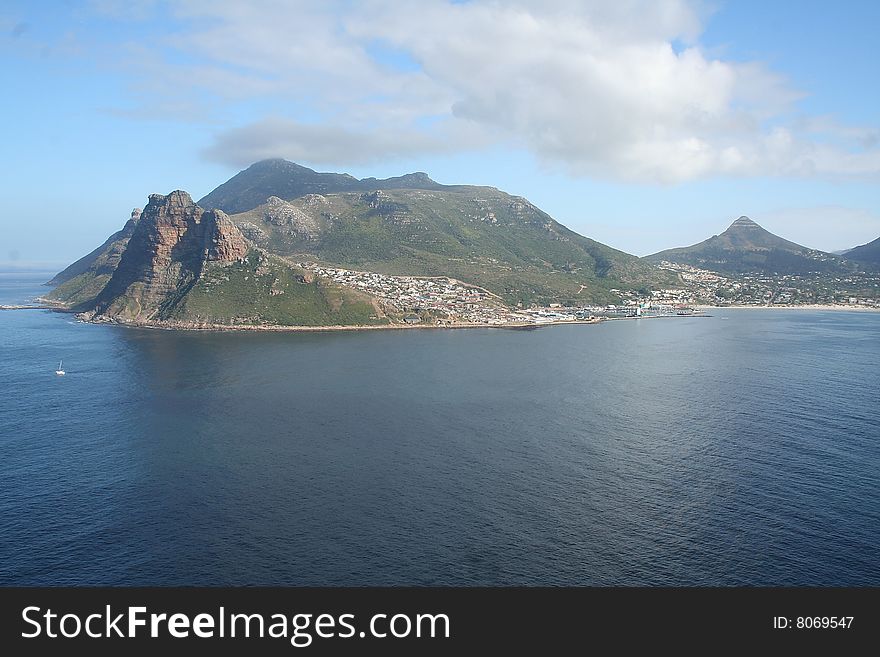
[1, 0, 878, 269]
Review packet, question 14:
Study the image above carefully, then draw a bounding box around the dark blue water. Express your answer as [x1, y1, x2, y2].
[1, 273, 878, 585]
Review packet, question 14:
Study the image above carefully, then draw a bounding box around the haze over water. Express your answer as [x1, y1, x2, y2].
[1, 273, 878, 585]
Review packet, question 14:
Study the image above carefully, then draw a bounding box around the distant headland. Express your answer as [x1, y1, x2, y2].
[43, 160, 879, 330]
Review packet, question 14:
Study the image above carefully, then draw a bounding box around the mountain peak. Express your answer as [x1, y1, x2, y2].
[199, 160, 445, 214]
[645, 214, 842, 275]
[717, 215, 802, 250]
[728, 216, 759, 229]
[358, 170, 441, 190]
[401, 172, 434, 183]
[250, 158, 307, 169]
[149, 190, 194, 209]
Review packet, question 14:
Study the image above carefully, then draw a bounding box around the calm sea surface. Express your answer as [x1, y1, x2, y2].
[1, 273, 878, 585]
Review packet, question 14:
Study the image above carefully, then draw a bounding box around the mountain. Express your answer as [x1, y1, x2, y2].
[197, 158, 446, 215]
[199, 160, 676, 306]
[46, 160, 679, 327]
[46, 191, 385, 327]
[645, 216, 847, 275]
[842, 236, 880, 267]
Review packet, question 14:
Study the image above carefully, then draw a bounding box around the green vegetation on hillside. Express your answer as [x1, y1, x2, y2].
[232, 187, 677, 305]
[175, 251, 388, 326]
[45, 271, 112, 310]
[646, 216, 855, 276]
[844, 236, 880, 268]
[47, 160, 689, 324]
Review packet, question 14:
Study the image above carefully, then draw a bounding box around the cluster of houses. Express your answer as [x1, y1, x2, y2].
[658, 261, 880, 307]
[290, 258, 873, 323]
[297, 262, 718, 325]
[302, 264, 521, 324]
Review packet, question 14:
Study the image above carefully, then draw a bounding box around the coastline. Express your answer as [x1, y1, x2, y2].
[694, 304, 880, 312]
[74, 316, 607, 333]
[32, 298, 606, 332]
[33, 295, 878, 335]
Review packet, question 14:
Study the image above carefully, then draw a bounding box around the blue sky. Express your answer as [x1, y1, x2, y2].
[1, 0, 878, 269]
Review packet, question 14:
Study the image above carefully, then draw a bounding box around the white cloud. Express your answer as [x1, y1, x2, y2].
[89, 0, 880, 182]
[201, 117, 488, 166]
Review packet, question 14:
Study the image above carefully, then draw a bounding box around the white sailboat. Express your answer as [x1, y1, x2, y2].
[55, 360, 65, 376]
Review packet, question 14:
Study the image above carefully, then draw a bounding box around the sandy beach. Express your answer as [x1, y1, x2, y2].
[694, 304, 880, 312]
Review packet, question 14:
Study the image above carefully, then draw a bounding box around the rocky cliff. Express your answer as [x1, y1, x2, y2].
[48, 190, 388, 327]
[93, 191, 249, 320]
[50, 159, 688, 320]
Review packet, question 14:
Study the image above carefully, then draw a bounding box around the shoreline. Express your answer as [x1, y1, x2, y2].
[74, 316, 607, 333]
[32, 297, 877, 335]
[32, 299, 607, 333]
[694, 304, 880, 312]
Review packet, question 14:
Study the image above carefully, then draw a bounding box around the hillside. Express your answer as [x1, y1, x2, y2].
[843, 236, 880, 267]
[645, 216, 847, 275]
[46, 161, 683, 327]
[200, 161, 677, 305]
[46, 191, 388, 327]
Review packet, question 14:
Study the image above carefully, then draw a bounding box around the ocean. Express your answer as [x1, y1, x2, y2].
[1, 273, 878, 585]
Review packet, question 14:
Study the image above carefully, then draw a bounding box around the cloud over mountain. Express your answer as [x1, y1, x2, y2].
[96, 0, 880, 183]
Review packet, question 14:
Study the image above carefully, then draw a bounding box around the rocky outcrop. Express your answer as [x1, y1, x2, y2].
[94, 191, 249, 320]
[206, 208, 250, 261]
[259, 196, 323, 240]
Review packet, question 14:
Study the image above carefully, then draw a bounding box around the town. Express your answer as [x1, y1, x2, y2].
[300, 260, 879, 327]
[301, 263, 697, 326]
[302, 263, 521, 325]
[657, 262, 880, 308]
